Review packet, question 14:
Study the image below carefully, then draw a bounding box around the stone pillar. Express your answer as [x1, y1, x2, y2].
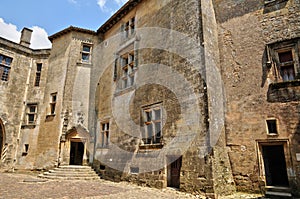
[83, 141, 88, 166]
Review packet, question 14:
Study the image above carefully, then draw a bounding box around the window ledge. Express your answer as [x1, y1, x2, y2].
[264, 0, 288, 6]
[45, 114, 55, 122]
[267, 80, 300, 103]
[21, 124, 36, 129]
[76, 61, 92, 66]
[114, 85, 136, 96]
[139, 143, 163, 150]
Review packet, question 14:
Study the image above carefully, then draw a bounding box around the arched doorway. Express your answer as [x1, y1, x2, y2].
[0, 119, 4, 159]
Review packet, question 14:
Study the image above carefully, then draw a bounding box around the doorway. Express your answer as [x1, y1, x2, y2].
[69, 141, 84, 165]
[262, 145, 289, 187]
[167, 156, 182, 188]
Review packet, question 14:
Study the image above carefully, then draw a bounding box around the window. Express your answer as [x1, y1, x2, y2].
[278, 50, 295, 82]
[100, 122, 109, 148]
[130, 167, 139, 174]
[266, 119, 278, 135]
[26, 104, 37, 124]
[119, 51, 136, 89]
[267, 39, 300, 83]
[142, 105, 162, 145]
[0, 54, 13, 81]
[34, 63, 42, 86]
[81, 44, 92, 63]
[50, 93, 57, 115]
[122, 17, 135, 38]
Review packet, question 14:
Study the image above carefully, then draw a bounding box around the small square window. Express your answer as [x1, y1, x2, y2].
[130, 167, 139, 174]
[266, 119, 278, 135]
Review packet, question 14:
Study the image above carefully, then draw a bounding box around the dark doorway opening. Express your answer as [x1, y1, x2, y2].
[167, 156, 182, 188]
[70, 141, 84, 165]
[262, 145, 289, 187]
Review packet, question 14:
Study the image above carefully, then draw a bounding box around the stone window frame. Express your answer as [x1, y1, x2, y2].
[264, 0, 288, 6]
[26, 103, 38, 125]
[80, 43, 93, 64]
[100, 121, 110, 148]
[141, 103, 163, 146]
[267, 39, 300, 83]
[265, 118, 279, 135]
[114, 42, 138, 93]
[0, 54, 13, 82]
[49, 92, 57, 115]
[120, 50, 136, 89]
[34, 63, 43, 87]
[121, 16, 136, 40]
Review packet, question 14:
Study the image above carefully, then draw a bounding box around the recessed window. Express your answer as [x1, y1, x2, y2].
[50, 93, 57, 115]
[100, 122, 110, 148]
[130, 167, 139, 174]
[142, 105, 162, 145]
[26, 104, 37, 124]
[266, 119, 278, 135]
[81, 44, 92, 63]
[120, 51, 136, 89]
[34, 63, 42, 86]
[122, 17, 135, 39]
[278, 50, 295, 82]
[0, 54, 13, 82]
[267, 39, 300, 83]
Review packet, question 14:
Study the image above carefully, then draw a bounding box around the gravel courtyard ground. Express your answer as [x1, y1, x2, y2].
[0, 172, 263, 199]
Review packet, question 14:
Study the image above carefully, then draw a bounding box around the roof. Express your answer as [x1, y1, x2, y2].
[49, 0, 143, 41]
[97, 0, 143, 34]
[48, 26, 97, 42]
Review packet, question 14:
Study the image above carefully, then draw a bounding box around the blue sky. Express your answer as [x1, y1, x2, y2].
[0, 0, 128, 49]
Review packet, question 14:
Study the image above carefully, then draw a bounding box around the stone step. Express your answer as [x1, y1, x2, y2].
[38, 165, 100, 181]
[38, 174, 99, 180]
[265, 186, 293, 198]
[43, 172, 97, 177]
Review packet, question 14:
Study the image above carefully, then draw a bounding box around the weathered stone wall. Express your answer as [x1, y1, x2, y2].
[92, 0, 234, 196]
[0, 38, 50, 170]
[213, 0, 300, 195]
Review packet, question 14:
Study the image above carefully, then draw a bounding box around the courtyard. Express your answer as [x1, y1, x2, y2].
[0, 172, 263, 199]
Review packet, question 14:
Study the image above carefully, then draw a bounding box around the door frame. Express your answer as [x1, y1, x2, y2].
[167, 156, 182, 188]
[256, 139, 292, 188]
[69, 140, 85, 165]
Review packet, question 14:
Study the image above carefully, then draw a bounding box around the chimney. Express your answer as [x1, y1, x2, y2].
[20, 28, 33, 48]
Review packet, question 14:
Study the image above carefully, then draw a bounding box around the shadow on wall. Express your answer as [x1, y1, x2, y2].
[261, 47, 271, 88]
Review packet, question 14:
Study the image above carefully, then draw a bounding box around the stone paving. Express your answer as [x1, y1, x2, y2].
[0, 172, 262, 199]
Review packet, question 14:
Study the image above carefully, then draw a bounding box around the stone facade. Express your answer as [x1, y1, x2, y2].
[0, 0, 299, 197]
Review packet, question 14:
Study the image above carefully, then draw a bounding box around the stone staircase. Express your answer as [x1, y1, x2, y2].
[264, 186, 293, 198]
[38, 165, 100, 180]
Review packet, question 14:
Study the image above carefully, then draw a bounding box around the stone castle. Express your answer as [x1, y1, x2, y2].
[0, 0, 299, 197]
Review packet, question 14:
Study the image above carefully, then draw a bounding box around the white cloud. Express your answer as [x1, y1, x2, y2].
[0, 18, 21, 43]
[114, 0, 128, 6]
[30, 26, 52, 49]
[0, 18, 51, 49]
[68, 0, 78, 4]
[97, 0, 107, 11]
